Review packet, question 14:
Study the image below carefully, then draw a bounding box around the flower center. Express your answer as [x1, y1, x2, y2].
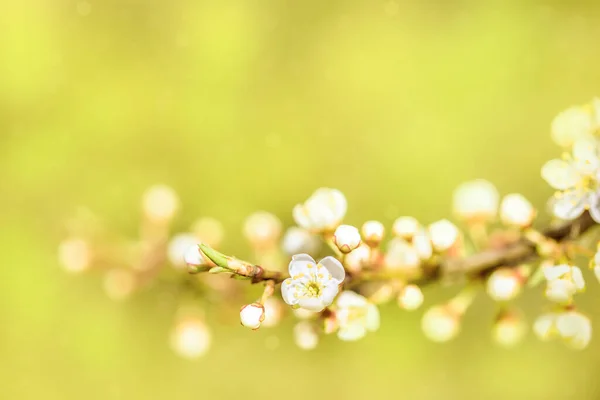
[304, 281, 321, 297]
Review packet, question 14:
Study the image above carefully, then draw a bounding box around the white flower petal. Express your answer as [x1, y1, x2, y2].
[319, 282, 340, 306]
[543, 264, 571, 281]
[573, 137, 600, 174]
[288, 254, 317, 276]
[281, 279, 300, 306]
[541, 159, 581, 190]
[293, 205, 312, 230]
[589, 194, 600, 223]
[297, 297, 326, 312]
[552, 189, 588, 220]
[571, 266, 585, 291]
[319, 256, 345, 283]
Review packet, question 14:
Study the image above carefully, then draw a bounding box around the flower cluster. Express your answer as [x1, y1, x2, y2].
[59, 98, 600, 356]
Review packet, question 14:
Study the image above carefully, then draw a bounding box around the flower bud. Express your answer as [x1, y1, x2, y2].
[556, 311, 592, 350]
[392, 216, 420, 239]
[184, 245, 204, 266]
[333, 224, 362, 254]
[293, 321, 319, 350]
[170, 317, 211, 359]
[397, 284, 424, 310]
[243, 211, 283, 249]
[58, 237, 92, 273]
[500, 194, 536, 227]
[192, 217, 224, 248]
[240, 303, 266, 330]
[142, 184, 179, 224]
[492, 311, 527, 348]
[453, 179, 499, 222]
[428, 219, 459, 251]
[486, 268, 522, 302]
[361, 220, 385, 247]
[385, 238, 420, 270]
[421, 305, 460, 342]
[344, 244, 371, 273]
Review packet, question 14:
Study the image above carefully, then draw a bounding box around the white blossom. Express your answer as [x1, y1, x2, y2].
[541, 137, 600, 222]
[385, 238, 420, 270]
[500, 194, 536, 227]
[293, 188, 347, 232]
[452, 179, 499, 222]
[550, 105, 595, 147]
[543, 264, 585, 304]
[333, 224, 362, 254]
[335, 291, 380, 341]
[240, 303, 265, 330]
[428, 219, 459, 251]
[533, 313, 558, 341]
[555, 311, 592, 350]
[281, 254, 345, 312]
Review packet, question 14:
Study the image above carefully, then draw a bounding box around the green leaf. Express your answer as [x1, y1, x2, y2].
[199, 243, 230, 269]
[208, 266, 229, 274]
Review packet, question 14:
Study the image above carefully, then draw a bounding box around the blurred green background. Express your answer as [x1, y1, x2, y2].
[2, 0, 600, 399]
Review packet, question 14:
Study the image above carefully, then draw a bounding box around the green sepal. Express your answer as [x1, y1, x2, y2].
[199, 243, 230, 269]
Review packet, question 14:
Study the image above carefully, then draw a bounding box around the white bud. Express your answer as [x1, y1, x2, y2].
[533, 313, 557, 341]
[192, 217, 224, 248]
[421, 305, 460, 342]
[142, 184, 179, 224]
[103, 269, 136, 301]
[500, 194, 536, 227]
[428, 219, 459, 252]
[293, 321, 319, 350]
[170, 317, 211, 359]
[240, 303, 265, 330]
[385, 238, 420, 270]
[453, 179, 499, 222]
[344, 244, 371, 273]
[397, 284, 424, 310]
[361, 220, 385, 246]
[58, 237, 92, 273]
[333, 224, 362, 254]
[281, 227, 321, 256]
[262, 298, 284, 328]
[167, 234, 199, 268]
[184, 245, 204, 266]
[243, 211, 282, 248]
[392, 216, 420, 239]
[493, 312, 527, 348]
[486, 268, 522, 302]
